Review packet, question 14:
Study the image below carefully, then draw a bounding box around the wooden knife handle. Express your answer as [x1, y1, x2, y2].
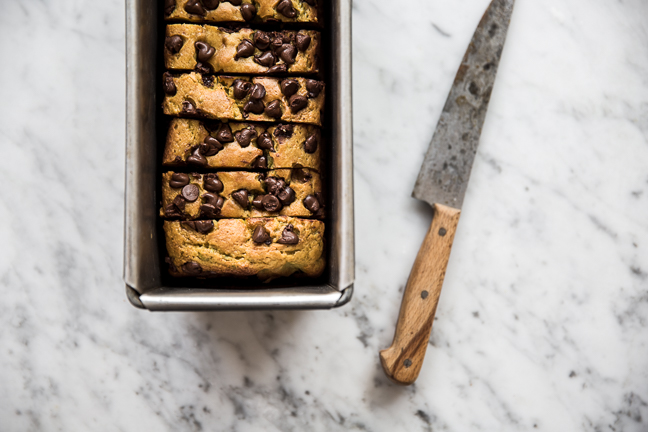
[379, 203, 461, 385]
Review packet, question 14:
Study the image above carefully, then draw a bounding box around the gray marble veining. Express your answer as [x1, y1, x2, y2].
[1, 0, 647, 430]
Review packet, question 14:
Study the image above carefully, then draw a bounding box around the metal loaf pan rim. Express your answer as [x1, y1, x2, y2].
[123, 0, 354, 311]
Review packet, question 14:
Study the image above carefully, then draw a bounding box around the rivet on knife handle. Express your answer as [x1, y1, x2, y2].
[379, 204, 460, 385]
[379, 0, 515, 385]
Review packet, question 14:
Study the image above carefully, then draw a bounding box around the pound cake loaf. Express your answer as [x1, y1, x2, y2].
[161, 0, 328, 281]
[164, 0, 320, 25]
[162, 73, 325, 125]
[161, 170, 324, 220]
[164, 217, 325, 280]
[165, 25, 320, 75]
[163, 118, 322, 170]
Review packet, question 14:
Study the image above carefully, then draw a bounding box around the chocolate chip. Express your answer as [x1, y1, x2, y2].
[173, 195, 187, 211]
[306, 79, 323, 98]
[275, 178, 287, 192]
[295, 33, 311, 51]
[254, 51, 276, 67]
[181, 221, 197, 231]
[169, 173, 190, 188]
[164, 0, 176, 16]
[187, 146, 207, 166]
[240, 3, 256, 21]
[280, 79, 299, 97]
[197, 62, 213, 74]
[288, 94, 308, 113]
[264, 100, 283, 119]
[264, 176, 278, 193]
[303, 0, 316, 5]
[273, 124, 294, 140]
[203, 120, 220, 133]
[278, 187, 296, 205]
[199, 204, 219, 218]
[243, 100, 265, 114]
[225, 0, 242, 5]
[271, 34, 284, 51]
[204, 136, 223, 151]
[202, 0, 220, 9]
[262, 194, 282, 212]
[303, 134, 318, 153]
[236, 39, 255, 59]
[235, 128, 257, 147]
[256, 132, 274, 150]
[277, 224, 299, 244]
[252, 155, 267, 169]
[202, 192, 224, 209]
[232, 189, 249, 208]
[252, 225, 271, 244]
[163, 72, 176, 95]
[164, 194, 187, 218]
[215, 124, 234, 143]
[265, 177, 286, 195]
[195, 220, 214, 233]
[278, 44, 297, 64]
[232, 79, 252, 99]
[249, 83, 266, 100]
[252, 195, 264, 209]
[253, 31, 270, 50]
[196, 62, 213, 75]
[182, 184, 200, 202]
[191, 172, 202, 180]
[303, 194, 320, 212]
[165, 35, 184, 53]
[184, 0, 206, 15]
[198, 141, 211, 155]
[182, 100, 198, 115]
[203, 174, 223, 193]
[201, 72, 214, 87]
[182, 261, 203, 275]
[200, 136, 223, 156]
[164, 203, 182, 219]
[276, 0, 297, 18]
[292, 167, 312, 183]
[195, 41, 216, 62]
[267, 64, 287, 74]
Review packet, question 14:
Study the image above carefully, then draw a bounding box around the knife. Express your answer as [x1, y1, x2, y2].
[379, 0, 515, 385]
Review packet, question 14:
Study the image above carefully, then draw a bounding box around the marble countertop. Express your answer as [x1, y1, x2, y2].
[1, 0, 647, 430]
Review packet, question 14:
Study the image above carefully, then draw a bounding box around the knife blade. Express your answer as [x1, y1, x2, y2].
[380, 0, 515, 385]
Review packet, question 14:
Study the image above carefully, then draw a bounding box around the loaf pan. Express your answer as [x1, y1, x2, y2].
[124, 0, 354, 311]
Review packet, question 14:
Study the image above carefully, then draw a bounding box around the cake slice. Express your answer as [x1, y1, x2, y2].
[161, 170, 325, 220]
[165, 25, 320, 75]
[164, 217, 326, 280]
[163, 118, 322, 171]
[162, 73, 325, 126]
[164, 0, 321, 25]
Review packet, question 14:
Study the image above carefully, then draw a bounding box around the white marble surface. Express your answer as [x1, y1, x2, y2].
[1, 0, 647, 430]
